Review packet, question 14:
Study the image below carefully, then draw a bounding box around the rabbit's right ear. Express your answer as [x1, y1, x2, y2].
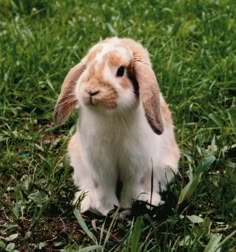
[53, 60, 86, 125]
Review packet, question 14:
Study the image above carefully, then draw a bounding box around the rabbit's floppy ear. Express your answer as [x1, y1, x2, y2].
[134, 61, 164, 134]
[128, 41, 164, 135]
[53, 60, 86, 125]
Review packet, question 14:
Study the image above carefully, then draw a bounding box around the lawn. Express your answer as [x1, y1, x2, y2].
[0, 0, 235, 251]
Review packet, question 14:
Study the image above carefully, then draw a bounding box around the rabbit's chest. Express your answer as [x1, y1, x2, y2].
[79, 109, 158, 172]
[83, 128, 152, 171]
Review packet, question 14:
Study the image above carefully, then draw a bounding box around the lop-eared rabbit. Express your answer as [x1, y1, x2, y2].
[54, 37, 180, 215]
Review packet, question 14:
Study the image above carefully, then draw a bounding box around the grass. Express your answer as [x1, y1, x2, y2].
[0, 0, 235, 251]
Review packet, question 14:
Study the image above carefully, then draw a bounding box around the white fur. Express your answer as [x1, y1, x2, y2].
[69, 99, 179, 215]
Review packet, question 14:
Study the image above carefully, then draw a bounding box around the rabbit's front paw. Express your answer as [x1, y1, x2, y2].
[95, 202, 117, 216]
[95, 193, 119, 215]
[73, 190, 119, 215]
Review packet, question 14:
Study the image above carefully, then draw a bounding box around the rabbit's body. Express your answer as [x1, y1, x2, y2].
[54, 37, 180, 215]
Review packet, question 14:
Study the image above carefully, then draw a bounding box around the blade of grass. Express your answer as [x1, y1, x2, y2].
[178, 155, 216, 204]
[79, 245, 103, 252]
[73, 209, 98, 245]
[203, 233, 222, 252]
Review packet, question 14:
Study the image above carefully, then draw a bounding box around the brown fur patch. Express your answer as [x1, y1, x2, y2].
[94, 83, 118, 109]
[121, 39, 150, 65]
[84, 62, 96, 81]
[106, 53, 122, 67]
[119, 78, 130, 90]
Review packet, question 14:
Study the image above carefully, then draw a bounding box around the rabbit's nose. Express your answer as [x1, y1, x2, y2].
[88, 90, 100, 96]
[83, 90, 100, 105]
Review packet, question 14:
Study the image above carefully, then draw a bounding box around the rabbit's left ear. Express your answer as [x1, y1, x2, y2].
[53, 60, 86, 125]
[133, 55, 164, 135]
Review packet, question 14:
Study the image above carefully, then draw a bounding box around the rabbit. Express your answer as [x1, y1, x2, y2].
[53, 37, 180, 216]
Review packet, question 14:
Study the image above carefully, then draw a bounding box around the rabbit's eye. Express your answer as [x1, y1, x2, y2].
[116, 66, 125, 77]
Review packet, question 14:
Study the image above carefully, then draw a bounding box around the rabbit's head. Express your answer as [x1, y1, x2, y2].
[54, 37, 164, 134]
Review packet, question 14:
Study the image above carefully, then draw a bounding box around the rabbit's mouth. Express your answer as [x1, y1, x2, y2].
[82, 94, 98, 106]
[82, 94, 118, 111]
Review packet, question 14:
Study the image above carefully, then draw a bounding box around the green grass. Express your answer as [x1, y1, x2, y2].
[0, 0, 235, 251]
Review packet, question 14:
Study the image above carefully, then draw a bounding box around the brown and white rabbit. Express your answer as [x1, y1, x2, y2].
[54, 37, 180, 215]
